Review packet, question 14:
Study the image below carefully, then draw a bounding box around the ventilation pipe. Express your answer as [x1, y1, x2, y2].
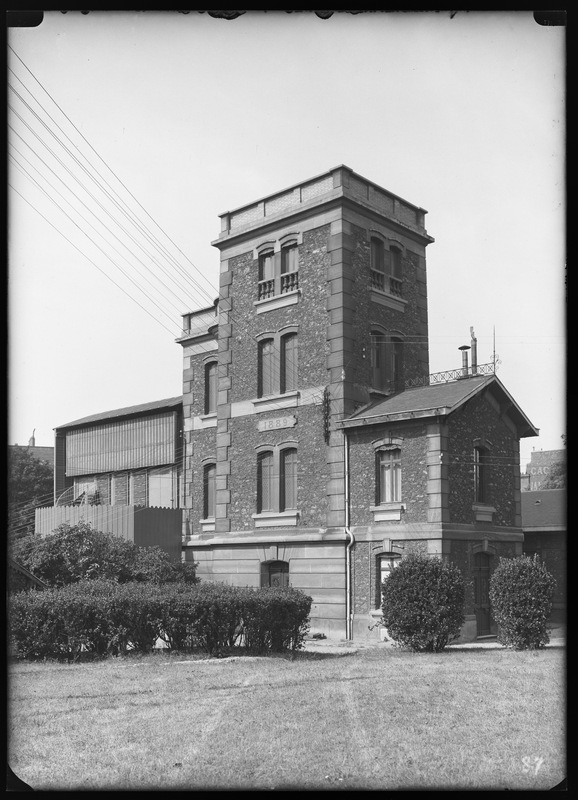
[458, 345, 470, 378]
[470, 327, 478, 374]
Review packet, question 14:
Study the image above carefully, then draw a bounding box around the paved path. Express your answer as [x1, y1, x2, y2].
[301, 626, 565, 655]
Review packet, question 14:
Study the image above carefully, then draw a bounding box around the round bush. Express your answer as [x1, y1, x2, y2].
[489, 555, 556, 650]
[380, 553, 465, 652]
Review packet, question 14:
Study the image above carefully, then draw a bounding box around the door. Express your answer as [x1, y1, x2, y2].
[263, 561, 289, 588]
[473, 552, 492, 636]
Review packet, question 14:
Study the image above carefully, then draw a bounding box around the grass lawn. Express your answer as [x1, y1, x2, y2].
[8, 645, 566, 791]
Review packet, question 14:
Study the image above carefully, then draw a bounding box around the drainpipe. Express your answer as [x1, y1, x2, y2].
[343, 428, 355, 641]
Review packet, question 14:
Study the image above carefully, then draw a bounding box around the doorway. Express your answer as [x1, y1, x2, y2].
[473, 552, 492, 636]
[261, 560, 289, 588]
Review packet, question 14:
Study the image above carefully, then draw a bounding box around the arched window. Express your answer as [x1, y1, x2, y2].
[258, 250, 275, 299]
[257, 450, 275, 513]
[377, 552, 401, 607]
[474, 446, 490, 503]
[261, 560, 289, 588]
[280, 244, 299, 293]
[280, 448, 298, 511]
[204, 361, 217, 415]
[280, 333, 298, 393]
[390, 337, 404, 390]
[258, 339, 275, 398]
[370, 329, 386, 390]
[377, 448, 402, 504]
[254, 445, 299, 524]
[390, 247, 403, 296]
[370, 238, 385, 291]
[203, 463, 216, 519]
[370, 332, 404, 393]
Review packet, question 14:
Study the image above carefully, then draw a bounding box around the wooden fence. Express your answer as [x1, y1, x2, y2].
[35, 505, 183, 561]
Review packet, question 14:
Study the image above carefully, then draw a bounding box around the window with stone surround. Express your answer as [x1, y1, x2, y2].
[474, 445, 490, 503]
[257, 242, 299, 300]
[255, 327, 299, 405]
[377, 448, 402, 504]
[370, 236, 403, 298]
[280, 332, 298, 393]
[370, 438, 405, 522]
[258, 338, 275, 398]
[203, 462, 216, 520]
[254, 443, 299, 526]
[204, 360, 218, 415]
[254, 235, 302, 313]
[370, 330, 404, 394]
[376, 552, 401, 608]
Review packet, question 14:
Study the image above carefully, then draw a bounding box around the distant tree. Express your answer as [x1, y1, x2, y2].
[8, 446, 54, 546]
[11, 521, 197, 588]
[541, 460, 566, 490]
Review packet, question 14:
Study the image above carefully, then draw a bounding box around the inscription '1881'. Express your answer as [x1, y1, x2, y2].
[258, 415, 297, 432]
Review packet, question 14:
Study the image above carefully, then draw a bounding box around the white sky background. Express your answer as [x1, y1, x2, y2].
[8, 10, 565, 469]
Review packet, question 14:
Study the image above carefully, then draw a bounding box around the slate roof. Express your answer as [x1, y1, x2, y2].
[521, 489, 567, 530]
[341, 374, 538, 438]
[56, 396, 183, 430]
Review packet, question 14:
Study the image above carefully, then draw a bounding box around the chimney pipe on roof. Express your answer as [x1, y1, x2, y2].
[470, 327, 478, 374]
[458, 345, 470, 378]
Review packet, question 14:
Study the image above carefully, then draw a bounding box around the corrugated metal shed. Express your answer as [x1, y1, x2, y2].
[55, 396, 182, 430]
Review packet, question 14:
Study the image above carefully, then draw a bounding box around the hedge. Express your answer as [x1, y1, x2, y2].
[9, 580, 312, 661]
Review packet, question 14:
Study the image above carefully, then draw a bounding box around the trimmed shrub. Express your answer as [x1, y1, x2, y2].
[489, 555, 556, 650]
[380, 553, 465, 652]
[241, 587, 311, 654]
[9, 580, 312, 661]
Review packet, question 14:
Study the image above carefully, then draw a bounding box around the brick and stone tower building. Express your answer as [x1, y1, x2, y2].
[178, 166, 538, 641]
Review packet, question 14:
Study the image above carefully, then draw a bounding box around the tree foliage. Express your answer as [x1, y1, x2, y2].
[540, 460, 566, 490]
[380, 553, 466, 652]
[10, 521, 197, 588]
[8, 446, 54, 543]
[489, 555, 556, 650]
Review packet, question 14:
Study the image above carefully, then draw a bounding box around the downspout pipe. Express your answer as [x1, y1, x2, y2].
[344, 428, 354, 641]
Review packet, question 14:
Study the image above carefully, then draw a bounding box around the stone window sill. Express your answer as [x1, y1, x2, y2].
[370, 288, 407, 313]
[472, 503, 496, 522]
[197, 413, 217, 429]
[252, 510, 299, 528]
[254, 289, 300, 314]
[200, 517, 215, 532]
[370, 502, 406, 522]
[251, 391, 300, 413]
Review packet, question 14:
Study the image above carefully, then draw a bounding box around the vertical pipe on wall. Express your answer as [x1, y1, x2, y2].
[343, 428, 354, 641]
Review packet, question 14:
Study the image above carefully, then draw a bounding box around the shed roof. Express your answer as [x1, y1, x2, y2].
[56, 396, 182, 430]
[521, 489, 567, 530]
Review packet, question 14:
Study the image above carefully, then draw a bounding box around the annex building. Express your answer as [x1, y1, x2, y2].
[39, 166, 541, 642]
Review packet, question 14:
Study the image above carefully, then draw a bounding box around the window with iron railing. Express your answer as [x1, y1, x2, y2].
[258, 244, 299, 300]
[370, 237, 403, 298]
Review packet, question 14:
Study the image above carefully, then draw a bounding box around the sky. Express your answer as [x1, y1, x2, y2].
[8, 10, 565, 470]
